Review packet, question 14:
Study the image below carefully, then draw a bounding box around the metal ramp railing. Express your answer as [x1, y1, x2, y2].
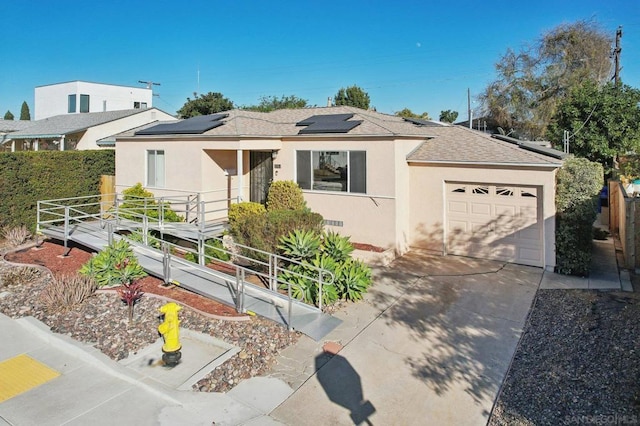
[36, 194, 342, 341]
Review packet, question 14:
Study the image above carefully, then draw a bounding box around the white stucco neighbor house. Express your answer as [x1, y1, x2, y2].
[34, 81, 154, 120]
[114, 106, 566, 269]
[4, 108, 176, 151]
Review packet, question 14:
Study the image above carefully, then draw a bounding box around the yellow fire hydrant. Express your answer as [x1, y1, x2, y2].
[158, 302, 182, 367]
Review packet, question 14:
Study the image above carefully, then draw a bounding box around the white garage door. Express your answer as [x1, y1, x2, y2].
[445, 182, 543, 267]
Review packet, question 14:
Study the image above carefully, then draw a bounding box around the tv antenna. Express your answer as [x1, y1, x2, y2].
[138, 80, 161, 96]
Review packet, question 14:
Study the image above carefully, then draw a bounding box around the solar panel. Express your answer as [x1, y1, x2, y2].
[298, 120, 362, 134]
[135, 113, 228, 135]
[296, 114, 354, 126]
[403, 117, 442, 127]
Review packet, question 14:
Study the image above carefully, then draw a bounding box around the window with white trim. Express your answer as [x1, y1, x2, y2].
[296, 150, 366, 193]
[147, 150, 165, 188]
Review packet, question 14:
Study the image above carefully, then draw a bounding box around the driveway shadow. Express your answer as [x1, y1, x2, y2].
[368, 250, 540, 407]
[315, 353, 376, 425]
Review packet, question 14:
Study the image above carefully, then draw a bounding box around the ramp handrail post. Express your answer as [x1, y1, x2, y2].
[158, 197, 164, 225]
[162, 242, 170, 285]
[287, 280, 293, 331]
[36, 201, 41, 234]
[143, 215, 148, 239]
[318, 272, 323, 312]
[107, 222, 113, 245]
[235, 267, 242, 312]
[199, 200, 205, 232]
[240, 268, 246, 313]
[63, 206, 70, 251]
[198, 233, 205, 266]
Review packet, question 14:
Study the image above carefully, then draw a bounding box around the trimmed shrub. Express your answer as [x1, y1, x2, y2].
[555, 156, 604, 275]
[228, 202, 266, 237]
[233, 209, 324, 263]
[118, 183, 183, 222]
[266, 180, 306, 211]
[0, 150, 114, 231]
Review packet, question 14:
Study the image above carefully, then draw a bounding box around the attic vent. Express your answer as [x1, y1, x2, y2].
[135, 113, 228, 135]
[296, 114, 362, 134]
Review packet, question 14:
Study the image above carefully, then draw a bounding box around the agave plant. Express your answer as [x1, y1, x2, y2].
[321, 231, 354, 263]
[277, 229, 321, 261]
[79, 239, 147, 288]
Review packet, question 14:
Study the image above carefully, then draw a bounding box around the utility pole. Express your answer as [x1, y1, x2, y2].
[138, 80, 161, 96]
[613, 26, 622, 85]
[467, 88, 472, 129]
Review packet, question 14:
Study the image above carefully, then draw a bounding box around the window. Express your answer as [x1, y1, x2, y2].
[68, 95, 76, 113]
[296, 150, 366, 193]
[134, 101, 148, 109]
[147, 150, 165, 188]
[79, 94, 90, 113]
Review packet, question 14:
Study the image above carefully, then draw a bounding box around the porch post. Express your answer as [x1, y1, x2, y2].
[60, 135, 65, 151]
[237, 149, 244, 201]
[34, 139, 39, 151]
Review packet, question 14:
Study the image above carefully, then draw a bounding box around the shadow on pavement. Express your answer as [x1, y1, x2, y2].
[315, 353, 376, 425]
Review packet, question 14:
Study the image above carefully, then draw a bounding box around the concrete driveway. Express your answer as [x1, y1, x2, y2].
[270, 250, 542, 425]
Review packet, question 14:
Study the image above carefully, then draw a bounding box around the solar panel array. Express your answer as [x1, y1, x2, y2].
[296, 114, 362, 134]
[135, 113, 228, 135]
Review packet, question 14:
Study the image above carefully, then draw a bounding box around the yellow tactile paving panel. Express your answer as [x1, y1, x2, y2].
[0, 354, 60, 402]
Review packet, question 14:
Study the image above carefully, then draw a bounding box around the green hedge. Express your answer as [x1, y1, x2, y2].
[555, 156, 603, 276]
[0, 150, 115, 230]
[233, 209, 324, 264]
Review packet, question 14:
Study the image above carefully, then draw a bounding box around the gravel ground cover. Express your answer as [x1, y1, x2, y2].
[489, 289, 640, 425]
[0, 241, 300, 393]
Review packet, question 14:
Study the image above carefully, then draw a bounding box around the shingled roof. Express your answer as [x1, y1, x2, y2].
[126, 106, 564, 167]
[8, 109, 166, 139]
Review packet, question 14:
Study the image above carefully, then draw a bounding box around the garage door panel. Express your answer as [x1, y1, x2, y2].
[448, 201, 468, 214]
[470, 203, 491, 215]
[446, 183, 543, 267]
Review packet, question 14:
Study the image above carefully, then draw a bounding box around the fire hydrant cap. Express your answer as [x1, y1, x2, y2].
[159, 302, 181, 314]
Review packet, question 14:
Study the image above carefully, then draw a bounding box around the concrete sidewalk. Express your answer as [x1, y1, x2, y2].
[540, 233, 632, 291]
[0, 313, 291, 426]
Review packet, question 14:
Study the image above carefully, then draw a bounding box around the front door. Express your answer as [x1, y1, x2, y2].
[250, 151, 273, 204]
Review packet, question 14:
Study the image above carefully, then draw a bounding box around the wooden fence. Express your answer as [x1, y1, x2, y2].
[608, 179, 640, 270]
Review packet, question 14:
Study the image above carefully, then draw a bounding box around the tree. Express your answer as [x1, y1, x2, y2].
[177, 92, 234, 118]
[395, 108, 430, 120]
[480, 20, 612, 139]
[243, 95, 308, 112]
[546, 81, 640, 171]
[3, 110, 14, 120]
[439, 110, 459, 123]
[333, 85, 370, 110]
[20, 101, 30, 120]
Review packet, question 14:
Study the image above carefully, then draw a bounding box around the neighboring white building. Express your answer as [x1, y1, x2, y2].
[34, 81, 153, 120]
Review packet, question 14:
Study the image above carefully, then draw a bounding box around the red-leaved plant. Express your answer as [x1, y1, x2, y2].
[117, 281, 144, 322]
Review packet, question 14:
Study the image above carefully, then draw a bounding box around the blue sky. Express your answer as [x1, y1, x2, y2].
[1, 1, 639, 120]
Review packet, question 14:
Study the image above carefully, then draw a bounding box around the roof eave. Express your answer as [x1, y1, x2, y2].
[407, 159, 562, 168]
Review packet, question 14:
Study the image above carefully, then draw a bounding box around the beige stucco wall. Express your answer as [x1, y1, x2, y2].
[408, 163, 558, 269]
[275, 137, 423, 250]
